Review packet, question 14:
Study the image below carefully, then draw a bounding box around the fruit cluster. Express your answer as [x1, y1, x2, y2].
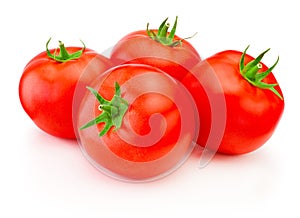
[19, 17, 284, 182]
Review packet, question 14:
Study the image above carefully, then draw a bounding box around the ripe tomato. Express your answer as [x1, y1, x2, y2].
[19, 38, 113, 139]
[74, 64, 198, 181]
[110, 17, 201, 81]
[182, 46, 284, 155]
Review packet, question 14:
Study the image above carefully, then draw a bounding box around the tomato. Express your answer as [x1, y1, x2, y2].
[110, 17, 201, 81]
[74, 64, 198, 181]
[182, 46, 284, 155]
[19, 38, 113, 139]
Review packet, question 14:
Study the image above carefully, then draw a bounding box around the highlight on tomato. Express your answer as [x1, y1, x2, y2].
[73, 64, 199, 182]
[19, 38, 113, 139]
[182, 46, 284, 155]
[110, 16, 201, 81]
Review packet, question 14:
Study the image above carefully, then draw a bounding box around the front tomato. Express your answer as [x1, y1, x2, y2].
[182, 46, 284, 155]
[19, 39, 113, 139]
[74, 64, 198, 181]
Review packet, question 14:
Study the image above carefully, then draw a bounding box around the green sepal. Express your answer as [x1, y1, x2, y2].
[239, 45, 283, 100]
[46, 37, 86, 63]
[79, 82, 129, 137]
[146, 16, 196, 47]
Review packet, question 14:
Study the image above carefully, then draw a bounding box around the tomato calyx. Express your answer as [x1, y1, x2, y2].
[146, 16, 196, 47]
[46, 38, 86, 63]
[80, 82, 129, 136]
[239, 45, 283, 100]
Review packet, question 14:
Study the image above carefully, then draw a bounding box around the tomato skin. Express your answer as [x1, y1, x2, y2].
[110, 30, 201, 81]
[19, 47, 113, 139]
[75, 64, 197, 181]
[182, 50, 284, 155]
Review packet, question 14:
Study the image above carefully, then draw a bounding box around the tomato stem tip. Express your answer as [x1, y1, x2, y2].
[146, 16, 196, 47]
[239, 45, 283, 100]
[46, 37, 86, 63]
[80, 82, 129, 137]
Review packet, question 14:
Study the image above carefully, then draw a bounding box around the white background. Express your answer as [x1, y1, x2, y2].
[1, 0, 299, 217]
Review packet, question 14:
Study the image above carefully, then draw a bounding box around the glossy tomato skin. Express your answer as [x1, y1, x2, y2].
[19, 47, 113, 139]
[110, 30, 201, 81]
[182, 50, 284, 155]
[75, 64, 198, 181]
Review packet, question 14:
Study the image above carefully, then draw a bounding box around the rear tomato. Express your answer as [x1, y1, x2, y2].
[182, 46, 284, 155]
[110, 17, 201, 81]
[74, 64, 198, 181]
[19, 39, 113, 139]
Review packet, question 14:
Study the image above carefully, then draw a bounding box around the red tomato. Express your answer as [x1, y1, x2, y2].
[19, 38, 113, 139]
[110, 17, 201, 81]
[74, 64, 198, 181]
[182, 46, 284, 155]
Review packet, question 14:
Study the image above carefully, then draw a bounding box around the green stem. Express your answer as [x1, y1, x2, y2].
[239, 45, 283, 100]
[80, 82, 129, 137]
[245, 62, 263, 79]
[46, 38, 86, 63]
[159, 21, 170, 38]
